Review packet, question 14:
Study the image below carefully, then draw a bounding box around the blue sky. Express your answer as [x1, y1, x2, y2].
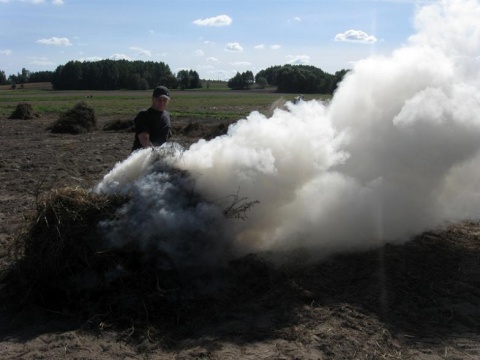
[0, 0, 431, 80]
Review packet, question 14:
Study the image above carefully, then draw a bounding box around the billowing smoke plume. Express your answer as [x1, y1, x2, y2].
[94, 149, 233, 270]
[95, 0, 480, 264]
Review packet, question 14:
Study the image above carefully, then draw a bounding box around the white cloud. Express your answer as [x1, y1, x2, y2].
[78, 56, 103, 62]
[198, 65, 214, 70]
[205, 69, 237, 81]
[294, 16, 301, 22]
[30, 58, 55, 66]
[193, 49, 205, 56]
[255, 44, 281, 50]
[0, 0, 64, 3]
[174, 67, 190, 74]
[334, 29, 378, 44]
[286, 54, 311, 65]
[110, 53, 131, 60]
[1, 0, 43, 3]
[230, 61, 251, 67]
[0, 49, 12, 55]
[36, 37, 72, 46]
[193, 15, 232, 27]
[129, 46, 152, 57]
[203, 40, 215, 45]
[225, 42, 243, 52]
[207, 57, 219, 63]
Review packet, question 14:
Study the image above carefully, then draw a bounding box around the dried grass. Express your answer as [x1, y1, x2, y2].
[8, 102, 39, 120]
[2, 188, 129, 312]
[102, 119, 134, 132]
[1, 180, 258, 326]
[49, 101, 97, 134]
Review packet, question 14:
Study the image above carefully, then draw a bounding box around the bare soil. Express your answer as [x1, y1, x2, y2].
[1, 115, 479, 359]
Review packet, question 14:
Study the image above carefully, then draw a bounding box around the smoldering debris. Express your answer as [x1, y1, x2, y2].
[1, 153, 258, 322]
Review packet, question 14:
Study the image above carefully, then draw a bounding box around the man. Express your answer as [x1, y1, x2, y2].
[131, 85, 171, 152]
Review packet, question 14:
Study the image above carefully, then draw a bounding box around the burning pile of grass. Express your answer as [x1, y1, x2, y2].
[8, 102, 39, 120]
[0, 179, 259, 326]
[0, 187, 188, 323]
[2, 188, 128, 312]
[49, 101, 97, 134]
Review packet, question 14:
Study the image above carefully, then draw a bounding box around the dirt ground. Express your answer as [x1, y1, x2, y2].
[1, 114, 480, 359]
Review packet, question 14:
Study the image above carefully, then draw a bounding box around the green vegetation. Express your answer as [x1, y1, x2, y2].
[255, 65, 349, 94]
[0, 88, 331, 120]
[50, 60, 176, 91]
[227, 71, 255, 90]
[3, 61, 202, 92]
[2, 60, 348, 96]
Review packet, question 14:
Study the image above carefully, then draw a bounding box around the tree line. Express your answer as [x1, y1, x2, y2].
[50, 60, 203, 91]
[1, 60, 202, 91]
[228, 65, 349, 94]
[1, 60, 349, 94]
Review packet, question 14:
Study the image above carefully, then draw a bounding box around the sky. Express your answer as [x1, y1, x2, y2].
[0, 0, 432, 81]
[93, 0, 480, 266]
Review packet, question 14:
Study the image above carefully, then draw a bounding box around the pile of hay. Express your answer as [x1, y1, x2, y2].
[1, 188, 182, 321]
[0, 156, 262, 328]
[102, 119, 134, 132]
[0, 184, 255, 324]
[2, 189, 131, 313]
[182, 121, 204, 135]
[49, 101, 97, 134]
[205, 122, 228, 140]
[8, 102, 39, 120]
[180, 121, 229, 141]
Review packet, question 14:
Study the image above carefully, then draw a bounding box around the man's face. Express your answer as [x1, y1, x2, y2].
[154, 96, 169, 110]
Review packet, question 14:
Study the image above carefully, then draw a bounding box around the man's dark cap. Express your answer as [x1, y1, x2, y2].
[152, 86, 170, 99]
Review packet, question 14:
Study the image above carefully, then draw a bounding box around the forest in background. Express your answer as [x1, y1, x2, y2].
[1, 60, 348, 94]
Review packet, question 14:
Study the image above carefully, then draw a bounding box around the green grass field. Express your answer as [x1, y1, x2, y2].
[0, 83, 330, 120]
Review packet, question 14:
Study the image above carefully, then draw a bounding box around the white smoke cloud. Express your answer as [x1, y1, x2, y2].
[95, 0, 480, 263]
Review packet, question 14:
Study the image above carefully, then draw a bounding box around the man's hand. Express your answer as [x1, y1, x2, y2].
[138, 132, 152, 148]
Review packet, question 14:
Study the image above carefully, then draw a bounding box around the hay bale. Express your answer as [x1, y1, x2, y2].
[102, 119, 134, 132]
[8, 102, 39, 120]
[49, 101, 97, 134]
